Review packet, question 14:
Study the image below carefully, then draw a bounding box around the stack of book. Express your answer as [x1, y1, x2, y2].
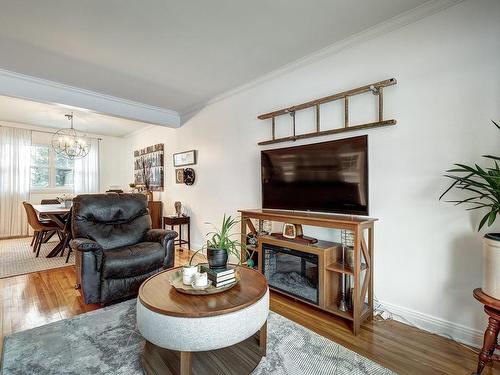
[200, 265, 236, 288]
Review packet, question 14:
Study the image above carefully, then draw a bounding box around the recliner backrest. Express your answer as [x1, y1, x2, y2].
[72, 193, 151, 250]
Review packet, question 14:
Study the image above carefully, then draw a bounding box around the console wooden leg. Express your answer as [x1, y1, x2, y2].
[259, 321, 267, 356]
[180, 351, 192, 375]
[476, 316, 500, 374]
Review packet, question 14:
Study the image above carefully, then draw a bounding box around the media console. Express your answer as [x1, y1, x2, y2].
[239, 209, 377, 335]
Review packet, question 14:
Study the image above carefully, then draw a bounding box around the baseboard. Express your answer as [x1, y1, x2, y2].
[380, 300, 483, 348]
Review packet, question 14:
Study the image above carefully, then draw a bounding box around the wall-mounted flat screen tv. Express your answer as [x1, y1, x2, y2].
[261, 135, 368, 215]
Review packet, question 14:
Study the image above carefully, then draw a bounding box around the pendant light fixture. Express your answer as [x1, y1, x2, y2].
[51, 112, 89, 159]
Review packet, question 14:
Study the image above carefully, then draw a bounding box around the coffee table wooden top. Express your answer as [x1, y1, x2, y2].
[138, 266, 268, 318]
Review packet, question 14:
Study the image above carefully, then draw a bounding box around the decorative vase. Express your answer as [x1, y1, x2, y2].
[207, 248, 228, 270]
[146, 190, 153, 201]
[483, 234, 500, 299]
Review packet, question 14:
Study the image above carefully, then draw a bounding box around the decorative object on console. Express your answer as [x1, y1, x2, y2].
[183, 167, 196, 185]
[341, 229, 355, 269]
[174, 201, 182, 216]
[175, 168, 184, 183]
[257, 78, 397, 146]
[339, 229, 355, 312]
[51, 112, 89, 159]
[282, 222, 303, 239]
[440, 120, 500, 299]
[134, 144, 164, 192]
[173, 149, 196, 167]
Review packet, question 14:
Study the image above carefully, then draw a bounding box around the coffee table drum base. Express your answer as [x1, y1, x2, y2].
[137, 289, 269, 352]
[141, 323, 267, 375]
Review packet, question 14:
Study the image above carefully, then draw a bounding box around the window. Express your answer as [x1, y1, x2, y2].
[30, 145, 74, 189]
[55, 154, 74, 187]
[30, 145, 49, 188]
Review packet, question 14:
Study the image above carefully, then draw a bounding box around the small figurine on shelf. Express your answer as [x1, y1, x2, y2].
[174, 201, 182, 217]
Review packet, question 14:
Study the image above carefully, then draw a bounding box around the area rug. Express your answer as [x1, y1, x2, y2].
[0, 237, 75, 278]
[1, 299, 395, 375]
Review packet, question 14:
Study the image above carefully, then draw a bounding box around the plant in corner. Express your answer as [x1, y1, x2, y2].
[440, 120, 500, 299]
[189, 214, 248, 270]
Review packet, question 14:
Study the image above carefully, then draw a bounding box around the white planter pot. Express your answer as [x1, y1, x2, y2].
[483, 234, 500, 299]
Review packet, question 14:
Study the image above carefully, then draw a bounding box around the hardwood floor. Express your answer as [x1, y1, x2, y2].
[0, 247, 496, 374]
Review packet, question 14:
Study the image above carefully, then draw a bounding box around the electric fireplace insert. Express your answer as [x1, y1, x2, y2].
[262, 243, 319, 305]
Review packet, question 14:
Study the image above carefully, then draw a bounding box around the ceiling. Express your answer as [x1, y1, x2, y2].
[0, 0, 430, 114]
[0, 95, 152, 137]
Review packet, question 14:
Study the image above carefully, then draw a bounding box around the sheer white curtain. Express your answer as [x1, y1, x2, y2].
[74, 138, 99, 194]
[0, 126, 32, 237]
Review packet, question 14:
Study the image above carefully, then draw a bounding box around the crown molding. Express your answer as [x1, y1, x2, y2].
[0, 68, 180, 128]
[181, 0, 464, 119]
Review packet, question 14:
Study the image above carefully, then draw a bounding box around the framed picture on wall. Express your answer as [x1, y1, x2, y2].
[175, 168, 185, 184]
[134, 143, 164, 191]
[173, 150, 196, 167]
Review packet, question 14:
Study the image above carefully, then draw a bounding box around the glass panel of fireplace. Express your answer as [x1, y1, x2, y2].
[263, 244, 319, 305]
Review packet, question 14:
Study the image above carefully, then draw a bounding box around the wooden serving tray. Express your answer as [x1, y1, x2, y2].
[169, 269, 240, 295]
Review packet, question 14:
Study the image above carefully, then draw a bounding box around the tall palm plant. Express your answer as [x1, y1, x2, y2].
[440, 120, 500, 231]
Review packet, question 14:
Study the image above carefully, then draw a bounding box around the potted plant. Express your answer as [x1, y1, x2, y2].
[440, 120, 500, 299]
[189, 215, 248, 270]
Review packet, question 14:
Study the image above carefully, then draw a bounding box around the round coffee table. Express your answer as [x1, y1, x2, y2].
[137, 266, 269, 375]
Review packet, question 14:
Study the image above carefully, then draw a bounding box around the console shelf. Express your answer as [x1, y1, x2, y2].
[325, 262, 367, 275]
[239, 209, 377, 335]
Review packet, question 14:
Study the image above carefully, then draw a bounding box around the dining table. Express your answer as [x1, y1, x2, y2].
[32, 204, 72, 258]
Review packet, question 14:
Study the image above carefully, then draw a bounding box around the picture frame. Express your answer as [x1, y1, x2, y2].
[134, 143, 164, 191]
[173, 150, 196, 167]
[175, 168, 185, 184]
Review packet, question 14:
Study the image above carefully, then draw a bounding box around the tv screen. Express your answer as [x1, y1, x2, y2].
[261, 135, 368, 215]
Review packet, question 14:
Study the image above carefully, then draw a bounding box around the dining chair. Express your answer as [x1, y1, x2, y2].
[23, 202, 60, 257]
[39, 199, 63, 243]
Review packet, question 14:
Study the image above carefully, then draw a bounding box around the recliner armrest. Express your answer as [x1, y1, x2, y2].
[143, 229, 177, 247]
[143, 229, 177, 269]
[70, 238, 103, 252]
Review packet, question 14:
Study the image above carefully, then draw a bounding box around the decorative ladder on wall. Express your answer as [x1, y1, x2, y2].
[257, 78, 397, 146]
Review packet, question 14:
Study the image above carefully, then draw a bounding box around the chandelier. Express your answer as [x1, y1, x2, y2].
[51, 113, 89, 159]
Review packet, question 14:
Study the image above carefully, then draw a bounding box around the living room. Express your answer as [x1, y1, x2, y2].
[1, 0, 499, 374]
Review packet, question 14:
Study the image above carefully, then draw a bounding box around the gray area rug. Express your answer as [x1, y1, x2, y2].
[1, 299, 395, 375]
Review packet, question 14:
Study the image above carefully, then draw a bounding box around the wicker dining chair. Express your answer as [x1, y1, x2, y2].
[23, 202, 60, 257]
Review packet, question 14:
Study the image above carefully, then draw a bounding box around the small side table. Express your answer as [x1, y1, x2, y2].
[473, 288, 500, 374]
[163, 215, 190, 251]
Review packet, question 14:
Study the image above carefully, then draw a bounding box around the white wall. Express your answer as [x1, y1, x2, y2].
[123, 0, 500, 346]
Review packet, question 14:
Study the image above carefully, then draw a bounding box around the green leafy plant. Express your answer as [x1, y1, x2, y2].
[189, 214, 249, 266]
[440, 120, 500, 231]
